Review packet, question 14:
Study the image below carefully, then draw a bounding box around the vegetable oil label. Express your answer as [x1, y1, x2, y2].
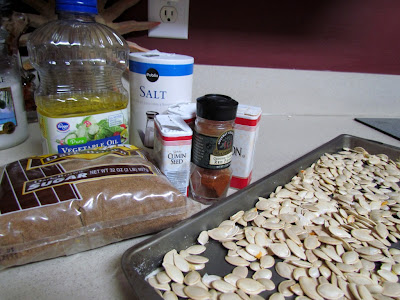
[129, 51, 194, 149]
[0, 87, 18, 134]
[38, 109, 129, 154]
[191, 130, 234, 170]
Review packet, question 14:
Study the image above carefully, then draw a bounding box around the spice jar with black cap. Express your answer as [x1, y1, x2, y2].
[190, 94, 238, 204]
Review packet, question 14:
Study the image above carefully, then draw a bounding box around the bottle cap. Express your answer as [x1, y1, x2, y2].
[196, 94, 238, 121]
[56, 0, 98, 14]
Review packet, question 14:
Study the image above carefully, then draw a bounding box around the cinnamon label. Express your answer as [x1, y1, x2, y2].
[191, 130, 234, 170]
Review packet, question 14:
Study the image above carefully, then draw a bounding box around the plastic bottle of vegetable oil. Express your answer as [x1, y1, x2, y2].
[27, 0, 129, 154]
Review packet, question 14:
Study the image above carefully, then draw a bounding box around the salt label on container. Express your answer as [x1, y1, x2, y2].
[230, 104, 262, 189]
[154, 115, 193, 196]
[129, 50, 194, 149]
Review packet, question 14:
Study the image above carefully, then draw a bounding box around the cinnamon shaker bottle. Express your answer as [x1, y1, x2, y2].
[190, 94, 238, 204]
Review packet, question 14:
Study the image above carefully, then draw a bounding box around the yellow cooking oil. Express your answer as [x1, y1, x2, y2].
[36, 92, 128, 118]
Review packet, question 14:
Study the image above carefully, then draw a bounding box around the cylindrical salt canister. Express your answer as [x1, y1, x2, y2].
[153, 114, 193, 196]
[167, 102, 196, 129]
[129, 50, 194, 149]
[230, 104, 262, 189]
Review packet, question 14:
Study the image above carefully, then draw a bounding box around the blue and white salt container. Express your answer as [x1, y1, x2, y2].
[129, 50, 194, 148]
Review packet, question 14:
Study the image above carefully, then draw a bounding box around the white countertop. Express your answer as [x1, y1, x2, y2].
[1, 65, 400, 299]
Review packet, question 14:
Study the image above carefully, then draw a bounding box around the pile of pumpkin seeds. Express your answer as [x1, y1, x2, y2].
[147, 147, 400, 300]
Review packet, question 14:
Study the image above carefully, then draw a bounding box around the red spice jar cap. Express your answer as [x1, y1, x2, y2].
[196, 94, 238, 121]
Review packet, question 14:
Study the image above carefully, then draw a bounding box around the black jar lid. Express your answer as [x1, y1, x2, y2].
[196, 94, 238, 121]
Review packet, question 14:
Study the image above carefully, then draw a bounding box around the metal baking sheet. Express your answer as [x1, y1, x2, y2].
[355, 118, 400, 141]
[121, 134, 400, 299]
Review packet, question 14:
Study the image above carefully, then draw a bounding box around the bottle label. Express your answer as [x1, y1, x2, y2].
[0, 87, 18, 135]
[39, 109, 129, 153]
[129, 60, 193, 149]
[191, 130, 234, 169]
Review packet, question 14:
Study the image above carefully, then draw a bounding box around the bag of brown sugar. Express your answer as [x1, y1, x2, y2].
[0, 145, 190, 269]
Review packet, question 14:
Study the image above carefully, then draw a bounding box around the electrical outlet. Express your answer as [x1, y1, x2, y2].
[160, 6, 178, 23]
[148, 0, 189, 39]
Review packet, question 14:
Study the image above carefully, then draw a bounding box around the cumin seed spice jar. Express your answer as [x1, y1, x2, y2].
[190, 94, 238, 204]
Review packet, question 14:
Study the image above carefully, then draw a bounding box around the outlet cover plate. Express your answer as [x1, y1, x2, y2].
[148, 0, 189, 39]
